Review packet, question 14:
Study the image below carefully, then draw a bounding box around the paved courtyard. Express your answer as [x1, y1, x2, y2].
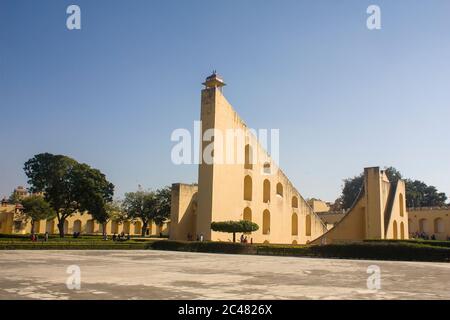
[0, 250, 448, 299]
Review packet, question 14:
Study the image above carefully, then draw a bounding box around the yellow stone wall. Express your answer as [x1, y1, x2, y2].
[311, 167, 409, 244]
[407, 208, 450, 240]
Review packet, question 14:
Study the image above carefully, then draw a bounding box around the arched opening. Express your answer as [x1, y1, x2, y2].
[305, 214, 311, 236]
[263, 179, 270, 203]
[263, 240, 269, 244]
[399, 193, 404, 217]
[408, 219, 413, 232]
[292, 196, 298, 208]
[64, 220, 69, 235]
[86, 220, 94, 234]
[46, 219, 54, 234]
[291, 213, 298, 236]
[419, 219, 428, 233]
[400, 221, 405, 239]
[243, 207, 252, 222]
[244, 144, 253, 170]
[244, 175, 252, 201]
[73, 220, 82, 233]
[33, 220, 41, 233]
[276, 183, 283, 197]
[122, 221, 130, 234]
[262, 210, 270, 235]
[263, 162, 271, 175]
[434, 218, 444, 233]
[292, 240, 298, 245]
[393, 220, 398, 239]
[134, 221, 142, 235]
[111, 221, 119, 234]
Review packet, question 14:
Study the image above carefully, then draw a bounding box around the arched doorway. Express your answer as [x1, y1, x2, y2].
[400, 221, 405, 239]
[419, 219, 428, 233]
[46, 219, 54, 234]
[393, 220, 398, 239]
[32, 220, 41, 233]
[276, 183, 283, 197]
[434, 218, 444, 233]
[244, 175, 252, 201]
[64, 220, 69, 235]
[134, 221, 142, 235]
[122, 221, 130, 234]
[262, 210, 270, 235]
[399, 193, 405, 217]
[291, 213, 298, 236]
[292, 196, 298, 208]
[305, 214, 311, 236]
[86, 220, 94, 234]
[243, 207, 252, 222]
[111, 221, 119, 234]
[244, 144, 253, 170]
[263, 179, 270, 203]
[73, 220, 82, 233]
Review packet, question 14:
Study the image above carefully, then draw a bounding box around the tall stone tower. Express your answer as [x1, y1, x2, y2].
[194, 72, 327, 242]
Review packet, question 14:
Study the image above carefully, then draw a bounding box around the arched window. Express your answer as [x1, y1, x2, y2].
[73, 220, 82, 233]
[244, 144, 253, 170]
[305, 214, 311, 236]
[243, 207, 252, 222]
[244, 175, 252, 201]
[408, 219, 413, 232]
[263, 162, 271, 175]
[292, 196, 298, 208]
[400, 222, 405, 239]
[263, 179, 270, 203]
[276, 183, 283, 197]
[393, 220, 398, 239]
[399, 193, 404, 217]
[434, 218, 444, 233]
[419, 219, 428, 233]
[263, 210, 270, 235]
[291, 213, 298, 235]
[292, 240, 298, 245]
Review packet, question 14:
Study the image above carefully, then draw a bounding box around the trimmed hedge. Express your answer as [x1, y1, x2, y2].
[150, 240, 256, 254]
[364, 239, 450, 248]
[0, 242, 148, 250]
[149, 240, 450, 262]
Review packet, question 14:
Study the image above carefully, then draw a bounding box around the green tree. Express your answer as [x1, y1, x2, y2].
[154, 186, 171, 232]
[122, 190, 157, 236]
[20, 195, 55, 233]
[24, 153, 114, 237]
[211, 220, 259, 242]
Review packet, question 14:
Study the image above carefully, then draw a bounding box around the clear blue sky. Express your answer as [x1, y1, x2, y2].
[1, 0, 450, 202]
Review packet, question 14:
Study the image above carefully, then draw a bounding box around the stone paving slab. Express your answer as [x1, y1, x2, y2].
[0, 250, 448, 300]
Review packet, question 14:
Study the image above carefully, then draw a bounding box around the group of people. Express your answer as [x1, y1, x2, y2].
[240, 234, 252, 244]
[30, 232, 49, 242]
[187, 233, 204, 241]
[410, 232, 437, 240]
[112, 232, 131, 241]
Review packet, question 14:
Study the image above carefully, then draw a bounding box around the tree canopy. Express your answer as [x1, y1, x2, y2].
[20, 195, 55, 233]
[24, 153, 114, 237]
[211, 220, 259, 242]
[337, 166, 447, 210]
[122, 187, 171, 236]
